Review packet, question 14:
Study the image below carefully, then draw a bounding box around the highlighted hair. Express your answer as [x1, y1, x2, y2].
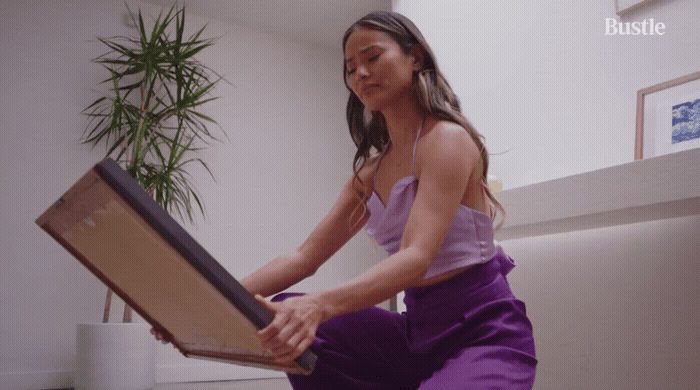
[342, 11, 506, 233]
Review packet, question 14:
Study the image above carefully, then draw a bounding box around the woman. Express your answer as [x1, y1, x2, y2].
[154, 10, 537, 389]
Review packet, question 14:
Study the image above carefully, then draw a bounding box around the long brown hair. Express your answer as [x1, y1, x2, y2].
[343, 11, 505, 232]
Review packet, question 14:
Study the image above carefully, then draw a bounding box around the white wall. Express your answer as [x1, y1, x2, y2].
[0, 0, 384, 387]
[393, 0, 700, 190]
[504, 214, 699, 389]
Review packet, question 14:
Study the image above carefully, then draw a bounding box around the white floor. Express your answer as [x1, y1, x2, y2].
[153, 378, 292, 389]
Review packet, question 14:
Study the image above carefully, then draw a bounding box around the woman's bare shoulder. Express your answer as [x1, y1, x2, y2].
[423, 117, 471, 137]
[415, 118, 481, 178]
[420, 119, 480, 157]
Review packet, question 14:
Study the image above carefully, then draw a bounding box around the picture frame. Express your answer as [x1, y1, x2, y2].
[35, 158, 317, 375]
[615, 0, 657, 16]
[635, 70, 700, 160]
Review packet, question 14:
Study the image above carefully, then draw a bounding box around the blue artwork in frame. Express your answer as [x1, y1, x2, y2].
[638, 71, 700, 159]
[672, 98, 700, 144]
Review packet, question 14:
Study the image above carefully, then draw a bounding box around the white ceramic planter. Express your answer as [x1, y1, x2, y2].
[75, 322, 156, 390]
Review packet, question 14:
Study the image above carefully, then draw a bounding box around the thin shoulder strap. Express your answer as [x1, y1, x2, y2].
[411, 116, 426, 175]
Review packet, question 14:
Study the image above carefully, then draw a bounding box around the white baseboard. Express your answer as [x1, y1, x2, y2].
[0, 370, 72, 390]
[156, 362, 287, 383]
[0, 364, 287, 389]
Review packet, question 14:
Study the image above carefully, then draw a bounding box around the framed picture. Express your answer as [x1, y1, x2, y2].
[615, 0, 658, 16]
[36, 158, 317, 375]
[635, 71, 700, 160]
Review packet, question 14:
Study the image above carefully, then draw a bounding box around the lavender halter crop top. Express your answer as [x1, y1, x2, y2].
[365, 121, 497, 280]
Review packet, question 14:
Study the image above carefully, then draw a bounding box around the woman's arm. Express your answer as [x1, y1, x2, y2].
[312, 123, 482, 321]
[240, 157, 378, 297]
[239, 252, 314, 298]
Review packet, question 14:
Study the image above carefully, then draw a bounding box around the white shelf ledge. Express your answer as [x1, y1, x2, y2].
[494, 148, 700, 240]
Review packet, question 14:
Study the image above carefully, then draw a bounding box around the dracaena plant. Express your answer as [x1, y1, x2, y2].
[81, 3, 227, 323]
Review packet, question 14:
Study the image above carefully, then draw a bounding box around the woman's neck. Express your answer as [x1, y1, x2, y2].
[380, 94, 426, 151]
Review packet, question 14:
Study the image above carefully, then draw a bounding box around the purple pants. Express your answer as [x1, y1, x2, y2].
[271, 251, 537, 389]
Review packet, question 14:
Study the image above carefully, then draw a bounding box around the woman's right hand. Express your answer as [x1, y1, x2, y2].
[150, 327, 171, 344]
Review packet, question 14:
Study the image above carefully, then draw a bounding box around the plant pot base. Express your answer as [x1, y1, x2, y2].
[75, 322, 156, 390]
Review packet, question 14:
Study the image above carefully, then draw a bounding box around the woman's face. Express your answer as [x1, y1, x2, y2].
[344, 28, 422, 112]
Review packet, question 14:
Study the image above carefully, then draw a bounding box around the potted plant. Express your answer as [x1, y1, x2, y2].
[75, 4, 225, 389]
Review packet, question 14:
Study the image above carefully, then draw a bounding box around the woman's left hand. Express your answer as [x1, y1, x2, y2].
[254, 294, 325, 364]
